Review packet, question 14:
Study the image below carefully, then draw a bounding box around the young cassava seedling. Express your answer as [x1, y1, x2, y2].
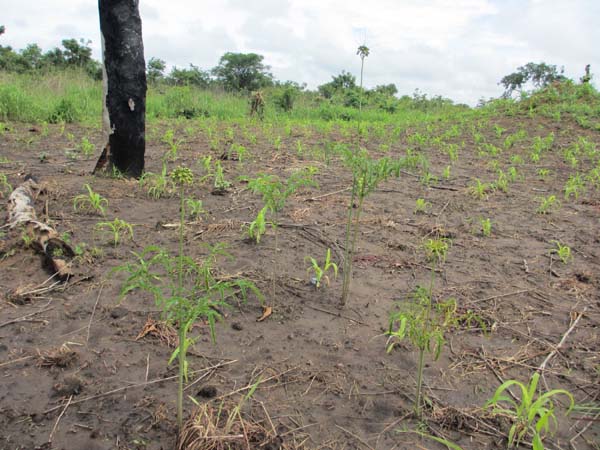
[114, 167, 262, 430]
[341, 149, 400, 305]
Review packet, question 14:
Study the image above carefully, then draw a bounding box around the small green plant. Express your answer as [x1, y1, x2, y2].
[247, 206, 268, 243]
[140, 162, 174, 199]
[494, 170, 509, 193]
[95, 218, 134, 246]
[388, 289, 468, 418]
[564, 173, 586, 200]
[341, 150, 399, 305]
[480, 218, 492, 237]
[414, 198, 430, 214]
[73, 184, 108, 215]
[162, 129, 182, 161]
[537, 168, 551, 180]
[420, 171, 438, 187]
[185, 198, 205, 220]
[469, 178, 491, 200]
[115, 167, 262, 430]
[245, 167, 317, 248]
[510, 154, 524, 165]
[306, 248, 338, 288]
[485, 372, 574, 450]
[445, 144, 459, 162]
[0, 173, 12, 197]
[493, 124, 506, 138]
[550, 240, 572, 264]
[537, 195, 560, 214]
[213, 160, 231, 193]
[423, 237, 450, 263]
[228, 142, 247, 164]
[21, 229, 35, 248]
[80, 137, 95, 157]
[442, 165, 451, 180]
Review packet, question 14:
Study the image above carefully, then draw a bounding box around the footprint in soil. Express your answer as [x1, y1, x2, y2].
[52, 375, 84, 396]
[196, 385, 218, 399]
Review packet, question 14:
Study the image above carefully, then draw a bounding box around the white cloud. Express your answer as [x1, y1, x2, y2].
[0, 0, 597, 104]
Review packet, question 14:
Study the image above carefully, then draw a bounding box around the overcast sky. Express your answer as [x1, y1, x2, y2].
[1, 0, 598, 105]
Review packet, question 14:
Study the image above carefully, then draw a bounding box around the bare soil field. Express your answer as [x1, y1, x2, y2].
[0, 115, 598, 450]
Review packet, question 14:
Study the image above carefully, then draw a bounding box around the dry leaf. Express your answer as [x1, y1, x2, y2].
[257, 305, 272, 322]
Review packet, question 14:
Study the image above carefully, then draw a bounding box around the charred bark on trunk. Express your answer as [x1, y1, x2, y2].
[96, 0, 146, 178]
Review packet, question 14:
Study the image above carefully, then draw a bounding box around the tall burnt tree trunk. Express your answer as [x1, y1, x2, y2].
[96, 0, 146, 178]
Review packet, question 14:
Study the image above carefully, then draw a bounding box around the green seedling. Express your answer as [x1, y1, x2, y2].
[213, 160, 231, 193]
[185, 199, 205, 220]
[388, 288, 477, 418]
[442, 165, 451, 180]
[114, 167, 263, 430]
[162, 129, 182, 162]
[95, 218, 134, 246]
[495, 170, 509, 193]
[536, 195, 560, 214]
[306, 248, 338, 288]
[341, 150, 400, 305]
[485, 372, 574, 450]
[469, 178, 491, 200]
[423, 237, 450, 263]
[550, 240, 572, 264]
[21, 229, 35, 248]
[245, 167, 317, 248]
[73, 184, 108, 215]
[480, 218, 492, 237]
[445, 144, 459, 162]
[587, 166, 600, 190]
[537, 168, 551, 180]
[248, 205, 268, 244]
[493, 124, 506, 138]
[420, 171, 438, 187]
[0, 173, 12, 197]
[140, 162, 174, 199]
[414, 198, 430, 214]
[564, 173, 586, 200]
[510, 155, 524, 165]
[228, 143, 247, 163]
[80, 137, 95, 157]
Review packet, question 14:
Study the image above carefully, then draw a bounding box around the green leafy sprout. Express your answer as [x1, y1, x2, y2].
[95, 218, 134, 246]
[306, 248, 338, 288]
[73, 184, 108, 216]
[485, 372, 574, 450]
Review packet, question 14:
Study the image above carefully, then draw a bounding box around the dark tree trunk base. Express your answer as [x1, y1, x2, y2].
[98, 0, 147, 178]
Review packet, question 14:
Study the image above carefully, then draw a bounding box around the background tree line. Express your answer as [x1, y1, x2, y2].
[1, 30, 588, 114]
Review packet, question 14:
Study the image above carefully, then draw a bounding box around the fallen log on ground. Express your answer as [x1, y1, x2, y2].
[6, 177, 73, 280]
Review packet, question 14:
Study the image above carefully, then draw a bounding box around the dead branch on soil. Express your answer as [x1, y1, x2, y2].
[6, 177, 74, 280]
[0, 306, 53, 328]
[538, 307, 587, 388]
[177, 399, 279, 450]
[136, 316, 178, 347]
[48, 395, 73, 443]
[37, 344, 78, 368]
[7, 274, 63, 304]
[44, 359, 237, 414]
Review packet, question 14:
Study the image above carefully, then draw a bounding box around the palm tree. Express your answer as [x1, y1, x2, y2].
[356, 45, 370, 111]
